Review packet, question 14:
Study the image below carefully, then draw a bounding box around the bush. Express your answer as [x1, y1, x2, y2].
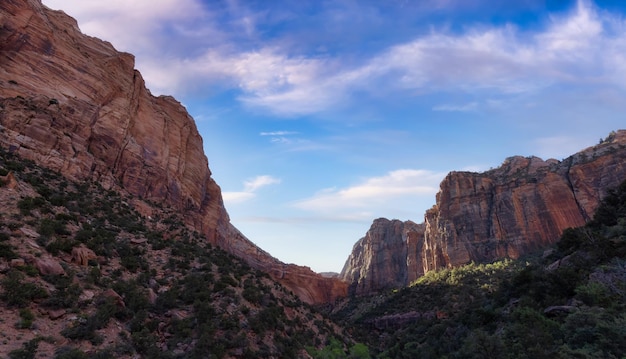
[54, 347, 88, 359]
[17, 197, 46, 216]
[0, 242, 18, 259]
[1, 270, 48, 307]
[16, 308, 35, 329]
[8, 338, 40, 359]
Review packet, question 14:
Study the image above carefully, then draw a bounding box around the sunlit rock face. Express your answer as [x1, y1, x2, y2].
[340, 218, 423, 295]
[342, 131, 626, 294]
[0, 0, 346, 304]
[424, 131, 626, 270]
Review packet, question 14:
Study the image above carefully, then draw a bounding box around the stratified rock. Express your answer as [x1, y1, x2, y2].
[342, 131, 626, 294]
[0, 0, 345, 304]
[423, 132, 626, 271]
[339, 219, 422, 295]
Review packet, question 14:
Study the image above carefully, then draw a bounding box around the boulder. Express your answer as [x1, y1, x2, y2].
[70, 245, 97, 266]
[34, 256, 65, 276]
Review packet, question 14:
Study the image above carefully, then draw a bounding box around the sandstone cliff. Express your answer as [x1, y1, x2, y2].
[342, 130, 626, 295]
[340, 218, 423, 295]
[0, 0, 346, 304]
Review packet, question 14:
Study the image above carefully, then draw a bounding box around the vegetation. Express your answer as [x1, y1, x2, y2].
[0, 148, 347, 357]
[333, 179, 626, 358]
[2, 143, 626, 358]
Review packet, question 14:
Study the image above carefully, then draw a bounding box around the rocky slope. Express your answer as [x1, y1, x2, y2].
[0, 152, 347, 357]
[0, 0, 345, 303]
[341, 130, 626, 295]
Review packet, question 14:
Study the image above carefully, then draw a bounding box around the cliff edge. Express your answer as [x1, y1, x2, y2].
[0, 0, 346, 304]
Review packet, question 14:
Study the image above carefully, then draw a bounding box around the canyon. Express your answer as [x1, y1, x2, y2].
[2, 0, 625, 305]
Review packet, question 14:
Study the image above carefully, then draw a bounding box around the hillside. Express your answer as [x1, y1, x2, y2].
[0, 0, 345, 304]
[332, 178, 626, 358]
[0, 149, 353, 358]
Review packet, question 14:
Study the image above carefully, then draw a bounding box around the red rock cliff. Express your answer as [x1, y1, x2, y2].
[0, 0, 346, 304]
[339, 219, 423, 295]
[342, 131, 626, 294]
[423, 131, 626, 271]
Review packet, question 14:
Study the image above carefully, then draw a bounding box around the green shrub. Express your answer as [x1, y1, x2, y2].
[17, 197, 46, 216]
[0, 242, 18, 259]
[1, 270, 48, 307]
[16, 308, 35, 329]
[38, 218, 69, 237]
[54, 347, 88, 359]
[8, 338, 40, 359]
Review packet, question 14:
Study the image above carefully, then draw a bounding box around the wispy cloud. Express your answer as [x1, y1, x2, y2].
[432, 102, 479, 112]
[223, 175, 281, 204]
[293, 169, 445, 217]
[244, 175, 281, 192]
[46, 0, 626, 117]
[43, 0, 210, 52]
[260, 131, 299, 136]
[185, 1, 626, 116]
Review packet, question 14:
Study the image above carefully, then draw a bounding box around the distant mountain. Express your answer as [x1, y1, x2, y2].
[341, 130, 626, 295]
[0, 0, 346, 304]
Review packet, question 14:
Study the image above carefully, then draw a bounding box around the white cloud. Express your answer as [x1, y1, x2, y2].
[223, 175, 281, 205]
[432, 102, 479, 112]
[293, 169, 445, 215]
[222, 191, 255, 204]
[192, 0, 626, 115]
[42, 0, 209, 52]
[44, 0, 626, 116]
[260, 131, 299, 136]
[243, 175, 281, 192]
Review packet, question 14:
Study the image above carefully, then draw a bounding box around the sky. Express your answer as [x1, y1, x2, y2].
[42, 0, 626, 273]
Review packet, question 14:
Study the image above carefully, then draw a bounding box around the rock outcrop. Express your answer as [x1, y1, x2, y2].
[0, 0, 345, 303]
[342, 131, 626, 295]
[340, 219, 423, 294]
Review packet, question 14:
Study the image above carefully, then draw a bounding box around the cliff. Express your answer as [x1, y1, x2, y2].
[0, 0, 346, 304]
[340, 219, 423, 295]
[342, 130, 626, 295]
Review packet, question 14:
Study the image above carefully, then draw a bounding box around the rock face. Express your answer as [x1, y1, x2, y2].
[342, 131, 626, 295]
[422, 131, 626, 272]
[340, 219, 423, 295]
[0, 0, 345, 304]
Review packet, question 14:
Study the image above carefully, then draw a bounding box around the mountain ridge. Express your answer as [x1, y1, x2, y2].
[341, 130, 626, 295]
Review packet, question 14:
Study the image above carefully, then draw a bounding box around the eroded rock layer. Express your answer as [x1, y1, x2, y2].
[0, 0, 346, 304]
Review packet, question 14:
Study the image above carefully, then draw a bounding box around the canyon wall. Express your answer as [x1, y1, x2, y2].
[342, 131, 626, 295]
[340, 219, 423, 295]
[0, 0, 346, 303]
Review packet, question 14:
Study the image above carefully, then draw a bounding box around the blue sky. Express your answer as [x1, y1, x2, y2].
[43, 0, 626, 273]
